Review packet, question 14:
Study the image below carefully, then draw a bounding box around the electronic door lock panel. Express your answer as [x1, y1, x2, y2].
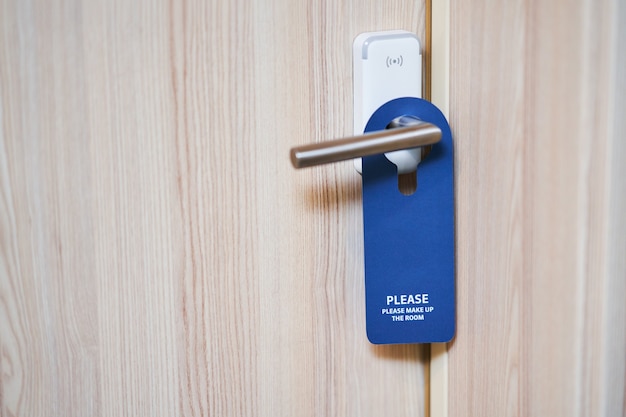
[290, 30, 455, 345]
[353, 30, 423, 174]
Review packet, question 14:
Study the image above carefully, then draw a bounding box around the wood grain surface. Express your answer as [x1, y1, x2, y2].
[0, 0, 427, 416]
[449, 0, 626, 416]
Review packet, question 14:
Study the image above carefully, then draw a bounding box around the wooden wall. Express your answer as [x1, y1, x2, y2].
[449, 0, 626, 416]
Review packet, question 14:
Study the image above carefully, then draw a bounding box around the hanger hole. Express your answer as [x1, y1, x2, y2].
[398, 171, 417, 195]
[396, 147, 431, 196]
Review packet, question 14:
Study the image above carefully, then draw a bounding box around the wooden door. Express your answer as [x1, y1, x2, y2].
[446, 0, 626, 416]
[3, 0, 625, 416]
[0, 0, 430, 416]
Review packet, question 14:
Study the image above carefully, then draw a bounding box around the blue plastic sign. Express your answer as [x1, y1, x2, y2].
[362, 97, 455, 344]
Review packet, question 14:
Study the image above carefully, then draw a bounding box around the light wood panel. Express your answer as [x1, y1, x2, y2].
[0, 0, 429, 416]
[449, 0, 626, 416]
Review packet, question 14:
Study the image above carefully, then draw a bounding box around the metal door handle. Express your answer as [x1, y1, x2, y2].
[289, 116, 441, 169]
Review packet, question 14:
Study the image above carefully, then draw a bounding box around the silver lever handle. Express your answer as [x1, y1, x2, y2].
[290, 118, 441, 169]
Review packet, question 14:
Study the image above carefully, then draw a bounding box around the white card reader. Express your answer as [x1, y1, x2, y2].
[353, 31, 423, 174]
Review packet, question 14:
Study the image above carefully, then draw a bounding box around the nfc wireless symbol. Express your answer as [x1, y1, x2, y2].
[386, 55, 404, 67]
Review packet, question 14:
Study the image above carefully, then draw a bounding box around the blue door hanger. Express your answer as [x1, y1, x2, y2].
[362, 97, 455, 344]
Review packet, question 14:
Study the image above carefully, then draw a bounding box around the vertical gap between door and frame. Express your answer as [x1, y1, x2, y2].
[427, 0, 451, 416]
